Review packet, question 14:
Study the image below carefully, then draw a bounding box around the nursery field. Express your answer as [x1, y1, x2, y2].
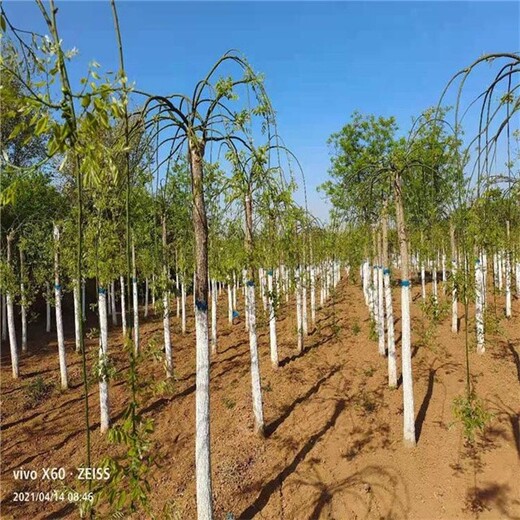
[1, 276, 519, 520]
[1, 2, 519, 519]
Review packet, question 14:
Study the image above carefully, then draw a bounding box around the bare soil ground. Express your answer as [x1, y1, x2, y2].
[1, 276, 519, 519]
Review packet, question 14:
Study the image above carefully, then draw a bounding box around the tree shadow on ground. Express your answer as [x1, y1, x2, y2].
[279, 333, 335, 368]
[507, 341, 520, 383]
[300, 465, 410, 520]
[265, 365, 341, 437]
[238, 398, 346, 519]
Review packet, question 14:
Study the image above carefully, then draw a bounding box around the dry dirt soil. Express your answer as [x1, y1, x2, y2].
[1, 276, 519, 520]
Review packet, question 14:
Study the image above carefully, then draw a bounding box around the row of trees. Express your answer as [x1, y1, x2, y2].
[321, 72, 519, 445]
[1, 1, 518, 515]
[0, 3, 349, 516]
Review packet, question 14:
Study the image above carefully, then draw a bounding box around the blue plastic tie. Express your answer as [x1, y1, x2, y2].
[400, 280, 411, 287]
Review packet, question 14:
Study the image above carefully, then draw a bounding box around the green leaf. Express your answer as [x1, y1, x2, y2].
[0, 14, 6, 32]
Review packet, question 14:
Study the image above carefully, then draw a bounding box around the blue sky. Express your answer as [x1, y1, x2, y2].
[4, 1, 519, 219]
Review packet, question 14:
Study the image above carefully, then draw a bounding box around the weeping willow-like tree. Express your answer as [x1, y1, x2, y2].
[137, 51, 283, 519]
[436, 53, 520, 440]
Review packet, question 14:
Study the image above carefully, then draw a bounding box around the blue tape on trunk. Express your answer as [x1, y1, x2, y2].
[54, 284, 61, 290]
[383, 268, 390, 275]
[267, 270, 273, 276]
[195, 300, 208, 311]
[400, 280, 411, 287]
[98, 288, 107, 295]
[246, 280, 255, 287]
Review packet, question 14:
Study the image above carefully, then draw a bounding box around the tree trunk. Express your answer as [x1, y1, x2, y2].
[181, 279, 187, 334]
[227, 281, 233, 324]
[505, 221, 512, 318]
[73, 279, 81, 353]
[144, 277, 149, 318]
[450, 223, 458, 333]
[162, 216, 173, 378]
[189, 138, 213, 520]
[46, 282, 51, 333]
[394, 173, 415, 447]
[98, 286, 110, 432]
[244, 190, 265, 436]
[310, 265, 316, 325]
[376, 230, 385, 356]
[81, 279, 86, 321]
[111, 280, 118, 326]
[382, 210, 397, 388]
[475, 259, 485, 354]
[19, 248, 27, 353]
[296, 267, 303, 353]
[6, 234, 19, 378]
[53, 225, 68, 390]
[267, 270, 279, 368]
[211, 279, 217, 355]
[120, 275, 127, 338]
[132, 241, 139, 353]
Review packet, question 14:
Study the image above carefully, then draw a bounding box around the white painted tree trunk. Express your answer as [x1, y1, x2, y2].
[442, 251, 447, 294]
[401, 281, 415, 445]
[267, 271, 278, 368]
[132, 244, 139, 353]
[110, 280, 117, 326]
[152, 274, 156, 312]
[310, 265, 316, 325]
[227, 282, 233, 324]
[98, 287, 110, 432]
[498, 251, 503, 291]
[20, 289, 27, 354]
[6, 280, 19, 378]
[246, 281, 265, 435]
[144, 277, 149, 318]
[54, 225, 68, 390]
[482, 252, 488, 309]
[46, 282, 51, 333]
[475, 259, 485, 354]
[243, 269, 249, 331]
[450, 227, 458, 333]
[384, 268, 396, 387]
[320, 267, 325, 307]
[120, 276, 127, 338]
[432, 260, 438, 301]
[194, 303, 212, 518]
[73, 280, 81, 353]
[421, 261, 426, 301]
[493, 252, 498, 288]
[163, 287, 173, 378]
[368, 265, 376, 319]
[296, 268, 303, 352]
[211, 279, 217, 355]
[505, 249, 512, 318]
[181, 281, 187, 334]
[302, 272, 308, 337]
[5, 235, 19, 379]
[377, 266, 385, 356]
[176, 272, 180, 318]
